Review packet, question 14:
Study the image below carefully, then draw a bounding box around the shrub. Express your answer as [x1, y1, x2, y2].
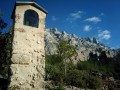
[55, 82, 65, 90]
[66, 69, 86, 88]
[84, 75, 102, 89]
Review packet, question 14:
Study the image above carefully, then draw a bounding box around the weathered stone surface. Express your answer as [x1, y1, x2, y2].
[11, 53, 31, 64]
[9, 2, 46, 90]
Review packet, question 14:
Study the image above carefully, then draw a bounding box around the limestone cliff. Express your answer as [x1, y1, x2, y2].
[45, 28, 116, 63]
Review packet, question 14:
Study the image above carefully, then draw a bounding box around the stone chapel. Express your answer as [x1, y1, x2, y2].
[9, 1, 47, 90]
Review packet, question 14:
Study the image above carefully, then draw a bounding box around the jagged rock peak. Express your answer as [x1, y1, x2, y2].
[45, 28, 116, 62]
[45, 28, 99, 45]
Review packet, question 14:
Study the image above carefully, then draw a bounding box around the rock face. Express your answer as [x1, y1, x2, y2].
[45, 28, 116, 63]
[9, 2, 47, 90]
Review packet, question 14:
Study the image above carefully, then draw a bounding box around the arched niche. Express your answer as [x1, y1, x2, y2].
[24, 9, 39, 28]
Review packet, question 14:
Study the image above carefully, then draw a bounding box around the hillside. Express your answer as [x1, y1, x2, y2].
[45, 28, 120, 90]
[45, 28, 116, 63]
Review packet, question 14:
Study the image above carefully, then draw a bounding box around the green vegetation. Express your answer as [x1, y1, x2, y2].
[0, 9, 11, 79]
[0, 27, 12, 79]
[57, 40, 77, 77]
[45, 40, 120, 89]
[0, 9, 11, 90]
[45, 40, 102, 89]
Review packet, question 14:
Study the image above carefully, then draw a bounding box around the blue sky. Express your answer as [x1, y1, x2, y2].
[0, 0, 120, 48]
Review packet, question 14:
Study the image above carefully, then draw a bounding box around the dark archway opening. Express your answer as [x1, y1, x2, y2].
[24, 9, 39, 28]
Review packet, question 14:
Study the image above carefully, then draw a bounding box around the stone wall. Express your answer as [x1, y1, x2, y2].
[9, 4, 46, 90]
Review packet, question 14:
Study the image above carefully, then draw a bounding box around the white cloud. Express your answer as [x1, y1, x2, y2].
[70, 11, 83, 20]
[98, 30, 111, 40]
[66, 11, 84, 23]
[83, 25, 91, 31]
[85, 17, 101, 23]
[51, 16, 57, 21]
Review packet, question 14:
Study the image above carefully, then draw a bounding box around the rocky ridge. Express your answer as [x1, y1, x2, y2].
[45, 28, 116, 63]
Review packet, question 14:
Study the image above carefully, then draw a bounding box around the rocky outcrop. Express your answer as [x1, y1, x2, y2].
[45, 28, 116, 63]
